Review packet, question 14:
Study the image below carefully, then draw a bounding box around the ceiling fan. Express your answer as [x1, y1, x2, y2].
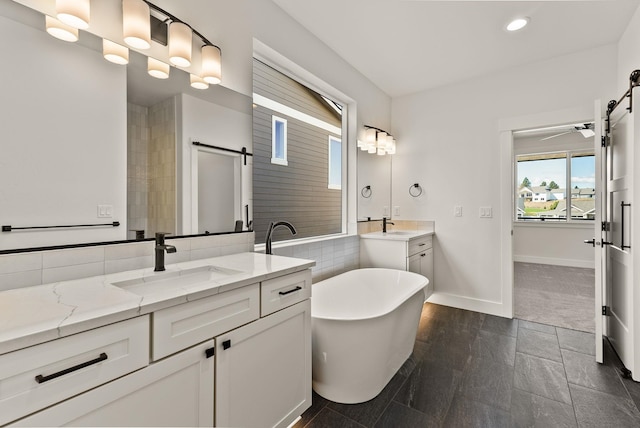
[540, 123, 595, 141]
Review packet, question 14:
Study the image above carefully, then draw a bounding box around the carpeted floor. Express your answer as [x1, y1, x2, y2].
[514, 262, 595, 333]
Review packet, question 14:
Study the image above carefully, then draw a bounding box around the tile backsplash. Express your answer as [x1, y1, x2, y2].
[271, 235, 360, 283]
[0, 232, 363, 291]
[0, 233, 255, 292]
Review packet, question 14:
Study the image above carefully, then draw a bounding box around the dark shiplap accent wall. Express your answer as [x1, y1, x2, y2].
[253, 59, 342, 244]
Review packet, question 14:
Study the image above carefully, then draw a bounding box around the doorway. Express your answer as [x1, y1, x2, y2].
[511, 124, 597, 333]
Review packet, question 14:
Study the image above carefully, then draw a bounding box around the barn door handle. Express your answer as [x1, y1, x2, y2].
[621, 201, 631, 249]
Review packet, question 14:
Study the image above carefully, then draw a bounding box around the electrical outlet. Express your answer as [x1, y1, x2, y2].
[454, 206, 462, 217]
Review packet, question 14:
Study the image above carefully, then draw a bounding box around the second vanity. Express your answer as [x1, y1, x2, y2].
[360, 229, 434, 299]
[0, 252, 314, 427]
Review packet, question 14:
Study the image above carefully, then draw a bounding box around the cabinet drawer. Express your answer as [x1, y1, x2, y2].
[0, 316, 149, 426]
[408, 235, 432, 256]
[152, 283, 260, 360]
[261, 270, 312, 316]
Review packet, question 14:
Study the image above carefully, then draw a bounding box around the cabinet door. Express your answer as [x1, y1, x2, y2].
[216, 300, 311, 428]
[408, 248, 434, 301]
[14, 340, 215, 427]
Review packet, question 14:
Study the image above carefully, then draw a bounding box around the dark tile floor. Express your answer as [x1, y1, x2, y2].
[296, 303, 640, 428]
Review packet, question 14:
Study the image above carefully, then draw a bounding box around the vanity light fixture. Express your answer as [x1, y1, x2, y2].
[44, 0, 223, 88]
[506, 17, 529, 32]
[363, 125, 397, 156]
[201, 45, 222, 84]
[169, 21, 192, 67]
[123, 0, 151, 49]
[56, 0, 90, 30]
[190, 73, 209, 90]
[103, 39, 129, 65]
[45, 15, 79, 42]
[148, 57, 170, 79]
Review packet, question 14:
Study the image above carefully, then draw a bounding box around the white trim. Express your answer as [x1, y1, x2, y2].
[427, 292, 507, 318]
[513, 255, 594, 269]
[271, 115, 288, 165]
[255, 93, 342, 136]
[328, 136, 342, 190]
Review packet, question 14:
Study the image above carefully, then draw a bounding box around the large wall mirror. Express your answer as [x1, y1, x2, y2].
[357, 150, 392, 221]
[0, 1, 252, 252]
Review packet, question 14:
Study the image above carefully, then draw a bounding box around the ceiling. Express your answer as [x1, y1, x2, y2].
[272, 0, 640, 98]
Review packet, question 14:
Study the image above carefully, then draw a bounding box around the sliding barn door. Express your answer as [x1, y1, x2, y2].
[604, 94, 638, 379]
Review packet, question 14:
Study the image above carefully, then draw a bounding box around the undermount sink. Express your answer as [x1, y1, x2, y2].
[112, 265, 244, 295]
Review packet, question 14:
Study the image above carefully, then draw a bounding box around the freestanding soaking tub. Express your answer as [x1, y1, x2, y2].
[311, 268, 428, 404]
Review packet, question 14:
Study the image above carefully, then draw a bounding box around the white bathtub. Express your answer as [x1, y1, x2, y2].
[311, 268, 428, 404]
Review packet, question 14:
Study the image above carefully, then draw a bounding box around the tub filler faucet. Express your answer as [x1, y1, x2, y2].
[265, 221, 297, 255]
[382, 217, 394, 233]
[154, 232, 176, 272]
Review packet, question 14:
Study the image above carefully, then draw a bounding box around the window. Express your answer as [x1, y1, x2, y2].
[252, 58, 345, 245]
[515, 150, 595, 222]
[328, 136, 341, 190]
[271, 116, 287, 165]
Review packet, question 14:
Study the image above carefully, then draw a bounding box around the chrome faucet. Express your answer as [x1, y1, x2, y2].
[265, 221, 297, 255]
[154, 232, 176, 272]
[382, 217, 394, 233]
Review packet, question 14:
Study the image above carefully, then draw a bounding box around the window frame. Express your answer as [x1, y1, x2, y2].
[515, 149, 595, 224]
[328, 135, 342, 190]
[271, 115, 288, 166]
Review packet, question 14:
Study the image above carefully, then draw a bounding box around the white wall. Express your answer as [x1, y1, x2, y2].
[0, 11, 127, 250]
[391, 44, 618, 315]
[617, 5, 640, 96]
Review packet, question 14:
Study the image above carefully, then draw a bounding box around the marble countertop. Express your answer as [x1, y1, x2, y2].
[0, 252, 315, 355]
[360, 229, 434, 241]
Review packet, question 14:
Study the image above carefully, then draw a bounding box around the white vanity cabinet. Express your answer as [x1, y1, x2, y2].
[216, 300, 311, 428]
[7, 266, 313, 428]
[360, 232, 434, 299]
[0, 316, 149, 426]
[13, 339, 215, 427]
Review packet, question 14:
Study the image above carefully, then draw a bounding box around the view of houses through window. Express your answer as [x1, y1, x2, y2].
[516, 151, 596, 221]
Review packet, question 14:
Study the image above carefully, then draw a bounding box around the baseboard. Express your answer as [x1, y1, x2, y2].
[427, 292, 509, 318]
[513, 255, 594, 269]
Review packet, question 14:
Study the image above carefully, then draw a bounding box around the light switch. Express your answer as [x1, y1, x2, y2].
[479, 206, 493, 218]
[383, 206, 389, 216]
[97, 204, 113, 218]
[394, 206, 400, 216]
[454, 206, 462, 217]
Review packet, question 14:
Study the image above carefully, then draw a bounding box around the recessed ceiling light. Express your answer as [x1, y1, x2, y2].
[506, 17, 530, 32]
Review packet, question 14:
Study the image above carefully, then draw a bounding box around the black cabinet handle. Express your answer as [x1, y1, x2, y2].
[418, 243, 426, 247]
[222, 340, 231, 350]
[35, 353, 108, 384]
[279, 286, 302, 296]
[205, 347, 215, 359]
[584, 239, 595, 247]
[421, 253, 426, 257]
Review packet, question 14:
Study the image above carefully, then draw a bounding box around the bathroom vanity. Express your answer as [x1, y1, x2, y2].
[360, 230, 434, 298]
[0, 253, 313, 427]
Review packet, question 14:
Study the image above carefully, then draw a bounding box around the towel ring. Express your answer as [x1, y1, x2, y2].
[409, 183, 423, 197]
[361, 185, 372, 198]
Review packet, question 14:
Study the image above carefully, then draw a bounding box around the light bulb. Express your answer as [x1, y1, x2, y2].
[103, 39, 129, 65]
[169, 22, 192, 67]
[201, 45, 221, 84]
